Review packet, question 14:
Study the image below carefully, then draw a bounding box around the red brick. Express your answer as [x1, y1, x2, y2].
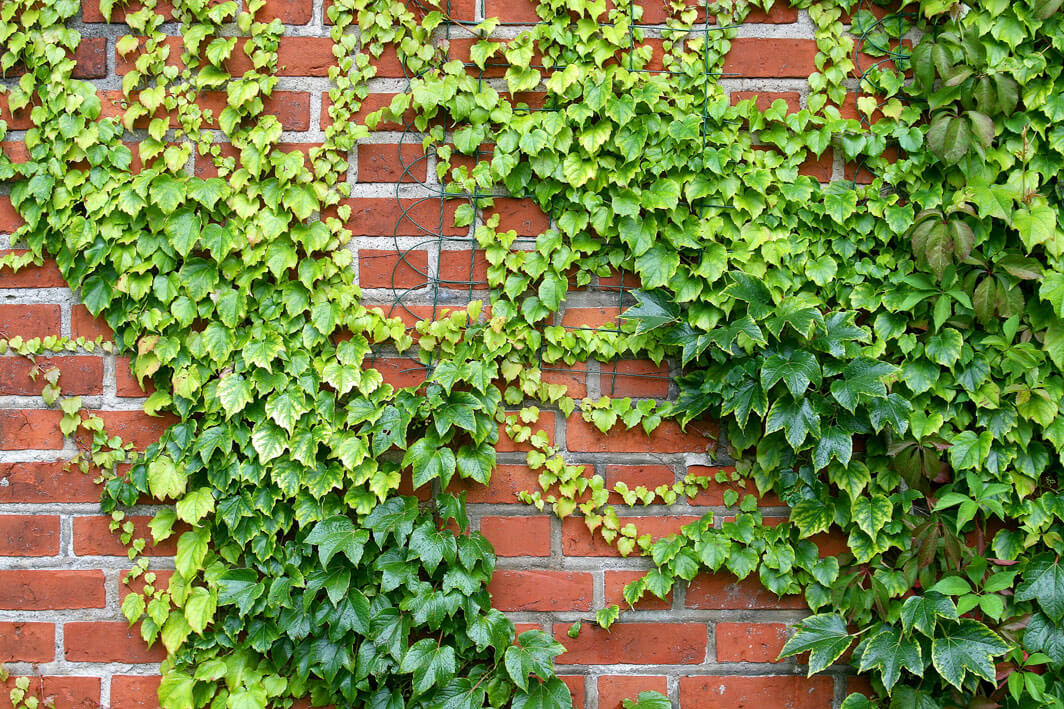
[598, 270, 642, 291]
[606, 465, 675, 505]
[679, 675, 834, 708]
[599, 359, 669, 398]
[368, 45, 408, 78]
[0, 676, 100, 709]
[110, 676, 162, 709]
[686, 573, 806, 610]
[449, 464, 538, 504]
[0, 304, 61, 339]
[598, 676, 668, 709]
[0, 252, 66, 287]
[342, 197, 464, 237]
[369, 356, 426, 389]
[542, 362, 588, 399]
[71, 305, 113, 340]
[260, 0, 313, 22]
[65, 622, 166, 663]
[84, 410, 176, 450]
[359, 249, 429, 289]
[0, 356, 103, 396]
[604, 570, 672, 610]
[561, 307, 624, 329]
[357, 143, 428, 183]
[231, 37, 334, 76]
[566, 416, 714, 453]
[485, 0, 539, 22]
[116, 356, 154, 397]
[731, 91, 802, 113]
[0, 95, 33, 131]
[0, 622, 54, 662]
[723, 39, 818, 78]
[0, 515, 60, 556]
[559, 676, 585, 709]
[438, 249, 489, 287]
[488, 570, 593, 611]
[486, 198, 549, 236]
[0, 462, 101, 504]
[196, 92, 310, 131]
[497, 412, 554, 452]
[0, 410, 64, 450]
[72, 515, 180, 557]
[555, 623, 705, 665]
[716, 622, 790, 662]
[480, 516, 550, 557]
[562, 515, 699, 557]
[1, 142, 31, 164]
[0, 198, 22, 234]
[0, 570, 106, 610]
[800, 151, 834, 182]
[73, 37, 107, 79]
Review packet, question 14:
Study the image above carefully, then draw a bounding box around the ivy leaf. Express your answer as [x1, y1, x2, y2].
[403, 438, 458, 488]
[778, 613, 852, 674]
[251, 423, 288, 463]
[1024, 612, 1064, 666]
[857, 625, 924, 693]
[948, 430, 992, 471]
[813, 428, 852, 471]
[760, 349, 821, 397]
[1040, 272, 1064, 317]
[829, 358, 894, 412]
[901, 593, 958, 637]
[148, 455, 186, 499]
[623, 290, 679, 333]
[217, 374, 253, 417]
[930, 619, 1008, 689]
[925, 329, 963, 368]
[1014, 205, 1057, 251]
[634, 244, 680, 290]
[184, 586, 217, 634]
[306, 515, 370, 567]
[1016, 554, 1064, 622]
[217, 569, 264, 615]
[512, 678, 572, 709]
[164, 208, 201, 257]
[791, 499, 834, 537]
[765, 397, 821, 449]
[456, 443, 494, 484]
[852, 494, 892, 537]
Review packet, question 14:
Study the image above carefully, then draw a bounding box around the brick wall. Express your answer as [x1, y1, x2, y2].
[0, 1, 867, 707]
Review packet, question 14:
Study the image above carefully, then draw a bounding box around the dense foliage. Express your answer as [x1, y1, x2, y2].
[3, 0, 1064, 706]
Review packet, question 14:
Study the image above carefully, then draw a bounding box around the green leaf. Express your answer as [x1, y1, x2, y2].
[512, 678, 572, 709]
[791, 499, 834, 537]
[217, 569, 264, 614]
[623, 290, 678, 333]
[306, 515, 370, 567]
[1024, 612, 1064, 666]
[930, 619, 1008, 689]
[1014, 205, 1057, 251]
[175, 487, 215, 524]
[948, 430, 992, 471]
[857, 625, 924, 693]
[765, 397, 820, 449]
[901, 594, 958, 637]
[217, 374, 253, 417]
[184, 586, 216, 634]
[925, 329, 963, 368]
[634, 244, 680, 290]
[1016, 554, 1064, 622]
[164, 208, 201, 257]
[778, 614, 853, 674]
[761, 349, 821, 397]
[251, 423, 287, 463]
[813, 428, 852, 470]
[622, 690, 670, 709]
[148, 455, 186, 499]
[852, 495, 892, 537]
[175, 527, 209, 578]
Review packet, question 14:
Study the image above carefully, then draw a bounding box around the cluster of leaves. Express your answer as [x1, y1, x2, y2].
[5, 0, 1064, 705]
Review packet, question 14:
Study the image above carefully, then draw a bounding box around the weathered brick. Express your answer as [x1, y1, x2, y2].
[0, 462, 101, 504]
[449, 464, 539, 504]
[0, 570, 106, 610]
[555, 623, 706, 665]
[716, 622, 790, 663]
[110, 676, 162, 709]
[81, 410, 176, 450]
[686, 573, 806, 610]
[0, 676, 100, 709]
[369, 356, 427, 389]
[559, 675, 586, 709]
[679, 675, 834, 708]
[488, 569, 593, 611]
[0, 622, 54, 662]
[599, 359, 670, 398]
[116, 356, 155, 397]
[0, 252, 66, 287]
[0, 516, 60, 556]
[485, 198, 549, 236]
[0, 410, 64, 450]
[0, 304, 61, 339]
[722, 39, 818, 78]
[73, 37, 108, 79]
[0, 356, 103, 396]
[71, 305, 113, 341]
[358, 249, 429, 289]
[73, 515, 181, 557]
[604, 570, 672, 610]
[598, 675, 668, 709]
[357, 143, 428, 183]
[438, 249, 490, 288]
[65, 622, 167, 663]
[480, 516, 551, 557]
[342, 198, 465, 237]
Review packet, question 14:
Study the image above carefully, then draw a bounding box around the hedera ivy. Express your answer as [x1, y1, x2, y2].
[3, 0, 1064, 706]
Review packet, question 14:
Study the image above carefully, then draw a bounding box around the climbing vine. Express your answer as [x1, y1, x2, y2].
[3, 0, 1064, 706]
